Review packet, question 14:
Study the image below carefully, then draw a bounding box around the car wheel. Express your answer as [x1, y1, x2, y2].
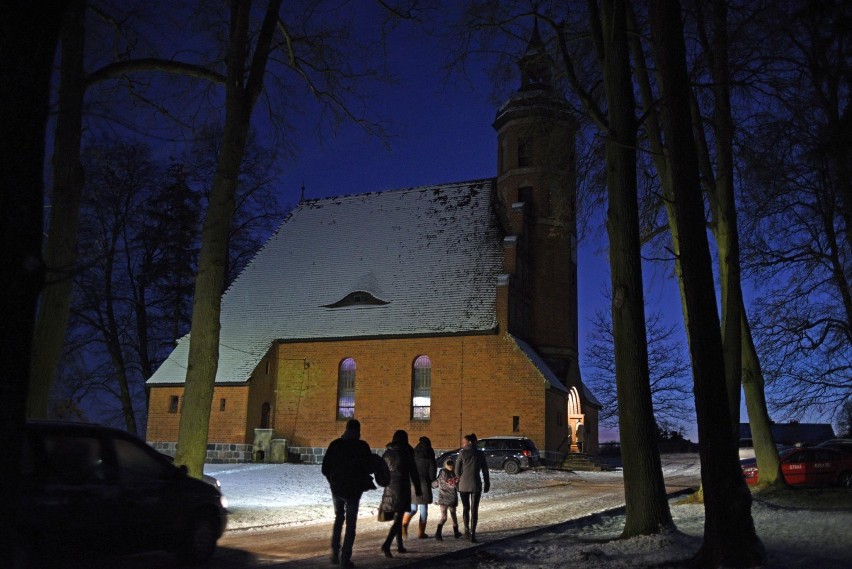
[838, 471, 852, 488]
[175, 514, 219, 565]
[504, 459, 521, 474]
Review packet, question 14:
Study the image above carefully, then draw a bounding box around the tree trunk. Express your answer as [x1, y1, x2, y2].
[102, 239, 138, 434]
[649, 1, 764, 566]
[28, 0, 87, 419]
[741, 301, 782, 487]
[175, 112, 248, 476]
[695, 0, 782, 484]
[701, 0, 743, 436]
[0, 2, 67, 565]
[601, 0, 672, 537]
[174, 0, 282, 478]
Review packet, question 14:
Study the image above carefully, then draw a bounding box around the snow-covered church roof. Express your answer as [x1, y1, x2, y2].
[147, 178, 503, 385]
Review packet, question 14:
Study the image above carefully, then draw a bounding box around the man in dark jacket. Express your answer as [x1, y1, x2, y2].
[322, 419, 374, 568]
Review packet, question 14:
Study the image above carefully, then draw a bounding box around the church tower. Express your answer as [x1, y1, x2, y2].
[493, 22, 579, 385]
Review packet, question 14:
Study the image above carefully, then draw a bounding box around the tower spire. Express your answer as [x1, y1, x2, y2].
[518, 18, 553, 91]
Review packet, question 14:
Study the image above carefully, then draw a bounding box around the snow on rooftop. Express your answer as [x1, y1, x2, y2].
[148, 179, 502, 385]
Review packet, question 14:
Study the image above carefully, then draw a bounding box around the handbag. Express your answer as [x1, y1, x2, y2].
[377, 509, 395, 522]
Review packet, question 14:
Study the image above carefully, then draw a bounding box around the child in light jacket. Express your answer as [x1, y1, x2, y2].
[433, 458, 462, 540]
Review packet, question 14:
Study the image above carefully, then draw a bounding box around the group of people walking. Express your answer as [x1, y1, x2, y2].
[321, 420, 489, 568]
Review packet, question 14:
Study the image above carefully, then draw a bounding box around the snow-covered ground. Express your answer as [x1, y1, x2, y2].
[206, 455, 852, 568]
[207, 459, 620, 531]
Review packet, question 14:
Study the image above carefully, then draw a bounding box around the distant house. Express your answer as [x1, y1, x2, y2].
[145, 26, 600, 464]
[739, 422, 835, 446]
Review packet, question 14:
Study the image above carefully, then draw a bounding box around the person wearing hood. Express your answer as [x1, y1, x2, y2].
[434, 457, 462, 540]
[321, 419, 375, 568]
[379, 430, 422, 558]
[407, 436, 438, 538]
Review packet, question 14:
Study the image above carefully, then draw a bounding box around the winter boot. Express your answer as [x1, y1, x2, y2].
[453, 525, 462, 539]
[435, 523, 444, 541]
[418, 519, 430, 539]
[401, 513, 413, 538]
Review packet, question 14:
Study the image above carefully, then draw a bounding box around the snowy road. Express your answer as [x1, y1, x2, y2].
[58, 455, 851, 568]
[210, 463, 698, 568]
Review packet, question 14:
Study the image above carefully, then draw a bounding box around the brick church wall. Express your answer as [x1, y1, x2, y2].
[268, 331, 565, 459]
[147, 330, 570, 464]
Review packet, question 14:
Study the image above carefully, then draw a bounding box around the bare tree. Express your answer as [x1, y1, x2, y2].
[175, 0, 417, 476]
[68, 139, 161, 433]
[739, 0, 851, 422]
[456, 0, 673, 536]
[649, 0, 764, 565]
[28, 0, 227, 419]
[173, 0, 283, 477]
[57, 126, 281, 433]
[624, 0, 785, 488]
[184, 124, 286, 287]
[586, 307, 693, 432]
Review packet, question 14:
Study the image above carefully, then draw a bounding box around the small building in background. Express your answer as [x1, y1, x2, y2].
[739, 421, 836, 447]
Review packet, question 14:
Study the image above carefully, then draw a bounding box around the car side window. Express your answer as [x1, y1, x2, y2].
[41, 434, 109, 485]
[113, 437, 172, 482]
[813, 450, 833, 462]
[789, 450, 812, 464]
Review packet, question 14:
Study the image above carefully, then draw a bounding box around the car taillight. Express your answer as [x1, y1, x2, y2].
[522, 450, 531, 457]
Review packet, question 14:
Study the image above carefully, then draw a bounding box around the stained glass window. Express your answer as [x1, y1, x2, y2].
[412, 355, 431, 420]
[337, 358, 356, 419]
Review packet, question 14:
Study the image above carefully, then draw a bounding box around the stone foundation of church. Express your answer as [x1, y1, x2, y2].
[149, 441, 253, 464]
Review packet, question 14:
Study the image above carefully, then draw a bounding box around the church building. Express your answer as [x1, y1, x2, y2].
[146, 27, 600, 464]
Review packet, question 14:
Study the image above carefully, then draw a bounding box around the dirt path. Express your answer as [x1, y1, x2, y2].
[208, 475, 698, 568]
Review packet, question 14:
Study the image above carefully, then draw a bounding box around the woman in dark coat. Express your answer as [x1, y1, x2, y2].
[455, 432, 490, 543]
[379, 430, 421, 557]
[409, 436, 437, 538]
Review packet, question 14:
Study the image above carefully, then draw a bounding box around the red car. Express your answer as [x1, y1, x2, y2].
[741, 446, 852, 487]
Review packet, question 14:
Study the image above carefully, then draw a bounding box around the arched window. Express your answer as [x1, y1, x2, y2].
[412, 355, 431, 420]
[338, 358, 356, 419]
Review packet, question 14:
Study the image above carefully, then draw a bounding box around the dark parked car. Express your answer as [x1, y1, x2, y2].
[816, 438, 852, 454]
[741, 446, 852, 488]
[437, 436, 541, 474]
[17, 421, 228, 567]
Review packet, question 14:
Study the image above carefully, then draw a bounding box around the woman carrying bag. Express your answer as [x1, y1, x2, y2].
[378, 430, 421, 558]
